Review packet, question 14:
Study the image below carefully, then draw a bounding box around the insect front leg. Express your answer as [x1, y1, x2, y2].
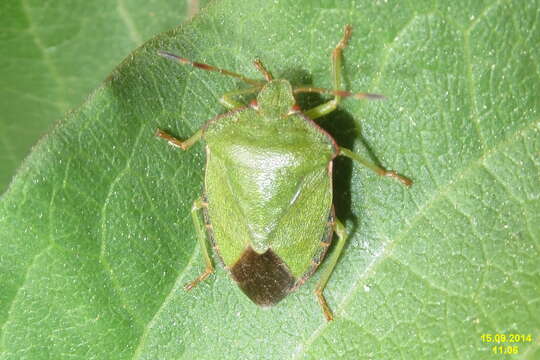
[155, 128, 203, 150]
[184, 197, 215, 291]
[304, 25, 352, 120]
[315, 218, 348, 321]
[298, 25, 383, 118]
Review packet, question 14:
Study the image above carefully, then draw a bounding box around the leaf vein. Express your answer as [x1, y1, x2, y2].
[465, 0, 507, 34]
[116, 0, 143, 44]
[293, 118, 540, 358]
[20, 0, 68, 112]
[132, 235, 201, 359]
[0, 245, 52, 347]
[98, 122, 145, 325]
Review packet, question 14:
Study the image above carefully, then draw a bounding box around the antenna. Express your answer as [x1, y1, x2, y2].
[158, 51, 264, 86]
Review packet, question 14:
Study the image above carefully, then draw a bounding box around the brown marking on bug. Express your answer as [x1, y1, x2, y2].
[205, 223, 213, 229]
[193, 61, 212, 70]
[287, 104, 301, 116]
[230, 246, 296, 306]
[250, 99, 259, 110]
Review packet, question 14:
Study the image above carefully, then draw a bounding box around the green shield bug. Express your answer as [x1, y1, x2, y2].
[156, 25, 411, 321]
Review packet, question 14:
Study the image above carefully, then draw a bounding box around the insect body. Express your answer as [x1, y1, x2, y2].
[156, 25, 411, 321]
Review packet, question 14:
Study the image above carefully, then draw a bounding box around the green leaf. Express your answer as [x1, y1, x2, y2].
[0, 0, 210, 193]
[1, 0, 539, 359]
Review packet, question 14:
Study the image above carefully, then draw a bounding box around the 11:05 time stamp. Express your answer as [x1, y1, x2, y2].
[480, 333, 533, 355]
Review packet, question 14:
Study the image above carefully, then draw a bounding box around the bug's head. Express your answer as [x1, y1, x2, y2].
[250, 60, 298, 118]
[157, 51, 385, 118]
[256, 79, 296, 118]
[250, 59, 386, 119]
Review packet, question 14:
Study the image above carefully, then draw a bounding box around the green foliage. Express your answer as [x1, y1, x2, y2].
[1, 0, 539, 359]
[0, 0, 208, 192]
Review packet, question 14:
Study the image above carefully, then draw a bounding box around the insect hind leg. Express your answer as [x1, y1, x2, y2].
[314, 218, 348, 321]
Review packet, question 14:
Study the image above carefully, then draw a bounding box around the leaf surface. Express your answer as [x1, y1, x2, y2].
[0, 0, 209, 192]
[1, 0, 539, 359]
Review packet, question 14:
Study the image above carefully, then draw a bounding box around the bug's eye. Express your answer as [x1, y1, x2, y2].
[250, 99, 259, 110]
[287, 104, 301, 116]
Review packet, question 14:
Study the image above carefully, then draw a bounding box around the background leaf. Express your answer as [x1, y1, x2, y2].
[0, 0, 209, 193]
[1, 0, 539, 359]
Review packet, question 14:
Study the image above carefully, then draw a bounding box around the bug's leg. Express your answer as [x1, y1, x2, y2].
[184, 197, 215, 291]
[315, 218, 348, 321]
[297, 25, 384, 119]
[303, 25, 352, 119]
[219, 86, 262, 109]
[340, 147, 412, 186]
[155, 128, 203, 151]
